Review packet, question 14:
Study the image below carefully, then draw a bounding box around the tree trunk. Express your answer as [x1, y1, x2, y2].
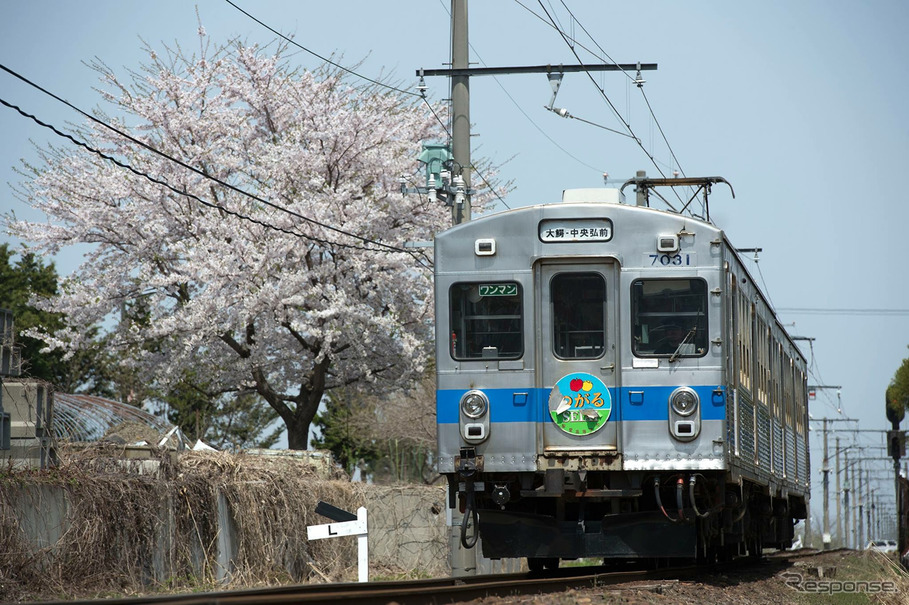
[249, 349, 329, 451]
[286, 417, 311, 450]
[280, 388, 324, 450]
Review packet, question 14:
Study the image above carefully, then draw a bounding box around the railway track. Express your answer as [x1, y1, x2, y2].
[36, 555, 801, 605]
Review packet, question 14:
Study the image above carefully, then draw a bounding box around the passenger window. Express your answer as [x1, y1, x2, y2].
[632, 278, 708, 357]
[551, 273, 605, 359]
[449, 283, 522, 360]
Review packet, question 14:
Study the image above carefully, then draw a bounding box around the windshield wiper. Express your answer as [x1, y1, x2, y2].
[669, 328, 697, 363]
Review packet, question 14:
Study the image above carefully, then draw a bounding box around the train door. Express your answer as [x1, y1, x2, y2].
[537, 262, 618, 452]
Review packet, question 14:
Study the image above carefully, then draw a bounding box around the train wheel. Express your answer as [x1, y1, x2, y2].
[697, 544, 718, 565]
[747, 535, 763, 560]
[527, 557, 559, 572]
[717, 543, 736, 563]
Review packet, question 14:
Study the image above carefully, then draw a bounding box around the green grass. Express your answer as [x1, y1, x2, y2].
[795, 551, 909, 605]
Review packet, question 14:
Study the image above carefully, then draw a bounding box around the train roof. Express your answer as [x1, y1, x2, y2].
[435, 189, 723, 268]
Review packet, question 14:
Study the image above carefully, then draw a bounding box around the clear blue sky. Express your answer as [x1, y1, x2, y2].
[2, 1, 908, 537]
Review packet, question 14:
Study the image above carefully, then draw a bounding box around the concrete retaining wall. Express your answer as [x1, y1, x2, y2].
[1, 462, 519, 595]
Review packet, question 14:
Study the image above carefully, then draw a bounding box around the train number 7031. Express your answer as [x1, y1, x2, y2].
[649, 253, 694, 266]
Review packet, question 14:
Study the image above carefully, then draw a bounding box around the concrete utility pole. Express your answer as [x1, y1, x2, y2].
[814, 411, 851, 550]
[835, 437, 842, 547]
[809, 386, 844, 550]
[447, 0, 477, 579]
[858, 462, 865, 547]
[885, 389, 904, 557]
[450, 0, 470, 225]
[823, 418, 830, 549]
[419, 3, 657, 227]
[866, 470, 874, 542]
[844, 450, 852, 548]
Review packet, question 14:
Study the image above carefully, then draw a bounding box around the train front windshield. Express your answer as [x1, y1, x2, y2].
[551, 272, 605, 359]
[632, 278, 708, 357]
[449, 283, 523, 360]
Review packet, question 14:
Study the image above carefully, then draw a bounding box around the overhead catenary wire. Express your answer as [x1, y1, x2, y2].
[517, 0, 697, 205]
[558, 2, 694, 205]
[742, 251, 776, 310]
[531, 2, 685, 208]
[522, 3, 854, 426]
[515, 0, 634, 83]
[0, 63, 431, 264]
[516, 0, 689, 209]
[553, 0, 688, 179]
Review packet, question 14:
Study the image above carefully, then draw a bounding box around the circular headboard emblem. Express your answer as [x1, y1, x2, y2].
[548, 372, 612, 435]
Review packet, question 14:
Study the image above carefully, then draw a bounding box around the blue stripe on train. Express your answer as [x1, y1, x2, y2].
[437, 385, 726, 423]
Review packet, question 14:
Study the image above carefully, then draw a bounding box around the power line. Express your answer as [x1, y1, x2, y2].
[557, 110, 634, 138]
[0, 97, 298, 241]
[515, 0, 693, 206]
[225, 0, 457, 143]
[777, 308, 909, 316]
[224, 0, 419, 99]
[224, 0, 456, 148]
[638, 89, 687, 178]
[435, 0, 605, 176]
[0, 95, 432, 264]
[0, 63, 428, 262]
[228, 0, 509, 214]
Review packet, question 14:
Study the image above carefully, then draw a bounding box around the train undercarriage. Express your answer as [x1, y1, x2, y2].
[451, 466, 808, 568]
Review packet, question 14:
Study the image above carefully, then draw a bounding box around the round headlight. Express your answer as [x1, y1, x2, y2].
[670, 387, 699, 416]
[461, 390, 489, 419]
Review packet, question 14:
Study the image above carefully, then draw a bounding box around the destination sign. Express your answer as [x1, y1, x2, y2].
[539, 218, 613, 243]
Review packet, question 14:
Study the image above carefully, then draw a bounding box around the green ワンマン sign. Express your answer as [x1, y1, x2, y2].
[479, 283, 517, 297]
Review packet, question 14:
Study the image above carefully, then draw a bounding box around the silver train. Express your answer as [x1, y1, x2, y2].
[434, 181, 809, 568]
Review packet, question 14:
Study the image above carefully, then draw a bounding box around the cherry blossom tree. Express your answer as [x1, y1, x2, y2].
[6, 31, 497, 449]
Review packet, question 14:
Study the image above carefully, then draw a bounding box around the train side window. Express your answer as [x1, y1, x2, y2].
[449, 282, 523, 360]
[631, 278, 708, 358]
[551, 272, 606, 359]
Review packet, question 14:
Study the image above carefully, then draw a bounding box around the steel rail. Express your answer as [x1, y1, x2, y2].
[34, 554, 805, 605]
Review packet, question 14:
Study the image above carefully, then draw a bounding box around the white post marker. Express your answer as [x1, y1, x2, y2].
[306, 506, 368, 582]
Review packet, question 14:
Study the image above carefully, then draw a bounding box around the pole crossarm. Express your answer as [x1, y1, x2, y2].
[417, 63, 658, 78]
